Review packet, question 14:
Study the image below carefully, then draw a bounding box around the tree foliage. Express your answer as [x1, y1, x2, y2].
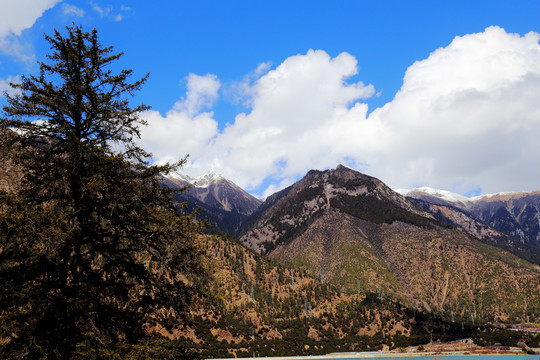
[0, 25, 201, 358]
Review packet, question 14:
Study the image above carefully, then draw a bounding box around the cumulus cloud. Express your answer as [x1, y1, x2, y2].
[0, 0, 60, 59]
[138, 73, 220, 165]
[0, 0, 59, 37]
[140, 27, 540, 197]
[368, 26, 540, 194]
[140, 50, 377, 194]
[0, 75, 20, 97]
[226, 61, 272, 107]
[217, 50, 375, 188]
[173, 73, 221, 116]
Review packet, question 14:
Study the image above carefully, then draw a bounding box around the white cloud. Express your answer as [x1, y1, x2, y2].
[62, 4, 85, 17]
[140, 27, 540, 197]
[0, 37, 32, 61]
[368, 26, 540, 194]
[0, 75, 20, 97]
[92, 2, 110, 17]
[140, 50, 376, 193]
[226, 61, 272, 107]
[139, 110, 218, 166]
[212, 50, 376, 192]
[138, 73, 220, 166]
[0, 0, 60, 59]
[173, 73, 220, 116]
[0, 0, 59, 37]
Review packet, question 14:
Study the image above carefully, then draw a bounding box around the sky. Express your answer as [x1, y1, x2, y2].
[2, 1, 540, 198]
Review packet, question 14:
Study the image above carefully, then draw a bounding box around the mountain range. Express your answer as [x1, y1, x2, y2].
[2, 131, 540, 355]
[398, 187, 540, 265]
[162, 171, 262, 234]
[397, 187, 540, 249]
[180, 166, 540, 267]
[235, 165, 539, 321]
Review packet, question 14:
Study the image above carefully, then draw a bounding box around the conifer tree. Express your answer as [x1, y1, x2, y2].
[0, 25, 201, 358]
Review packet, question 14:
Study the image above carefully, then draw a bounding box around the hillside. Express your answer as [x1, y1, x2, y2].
[239, 165, 540, 323]
[172, 234, 484, 358]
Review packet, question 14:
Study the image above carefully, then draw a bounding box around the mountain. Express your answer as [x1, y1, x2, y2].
[398, 187, 540, 264]
[163, 171, 262, 234]
[463, 192, 540, 248]
[239, 165, 540, 322]
[240, 165, 434, 254]
[395, 187, 471, 207]
[2, 131, 539, 355]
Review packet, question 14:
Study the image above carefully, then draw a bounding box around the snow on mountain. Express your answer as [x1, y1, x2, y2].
[468, 191, 532, 202]
[171, 170, 225, 188]
[396, 186, 533, 204]
[395, 186, 470, 203]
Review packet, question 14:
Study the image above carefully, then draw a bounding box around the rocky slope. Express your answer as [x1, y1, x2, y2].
[399, 187, 540, 264]
[240, 165, 433, 254]
[239, 166, 540, 322]
[463, 192, 540, 248]
[163, 172, 262, 234]
[407, 197, 540, 265]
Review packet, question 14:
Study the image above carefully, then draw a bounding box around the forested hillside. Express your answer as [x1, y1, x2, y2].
[177, 234, 476, 358]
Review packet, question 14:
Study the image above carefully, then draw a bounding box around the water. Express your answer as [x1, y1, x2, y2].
[350, 356, 540, 360]
[221, 355, 539, 360]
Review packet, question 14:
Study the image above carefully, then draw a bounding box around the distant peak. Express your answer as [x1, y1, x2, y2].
[396, 187, 540, 203]
[396, 187, 470, 203]
[469, 190, 535, 202]
[192, 171, 224, 188]
[171, 170, 225, 188]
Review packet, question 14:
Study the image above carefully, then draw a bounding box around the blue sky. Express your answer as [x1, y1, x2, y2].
[2, 1, 540, 198]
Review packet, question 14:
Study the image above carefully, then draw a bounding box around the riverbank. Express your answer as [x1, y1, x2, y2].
[210, 350, 538, 360]
[208, 339, 539, 360]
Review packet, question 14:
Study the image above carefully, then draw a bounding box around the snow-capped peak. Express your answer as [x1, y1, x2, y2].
[171, 173, 194, 183]
[192, 170, 224, 188]
[395, 186, 470, 203]
[469, 190, 530, 201]
[395, 186, 535, 204]
[171, 170, 224, 188]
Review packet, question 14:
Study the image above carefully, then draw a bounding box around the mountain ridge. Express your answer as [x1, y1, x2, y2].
[238, 165, 540, 322]
[163, 172, 262, 234]
[239, 165, 437, 254]
[399, 186, 540, 254]
[397, 186, 540, 205]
